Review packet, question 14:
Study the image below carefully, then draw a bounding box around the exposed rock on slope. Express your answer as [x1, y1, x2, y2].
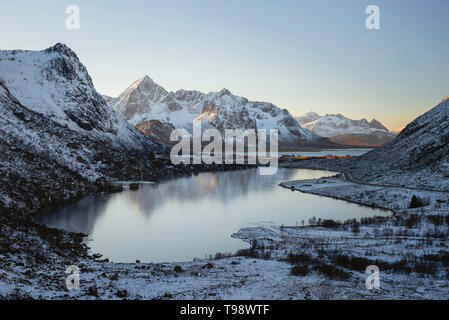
[136, 120, 176, 145]
[0, 81, 94, 214]
[296, 112, 396, 147]
[106, 76, 337, 150]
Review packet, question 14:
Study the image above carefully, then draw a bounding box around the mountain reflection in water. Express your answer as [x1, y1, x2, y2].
[40, 168, 389, 263]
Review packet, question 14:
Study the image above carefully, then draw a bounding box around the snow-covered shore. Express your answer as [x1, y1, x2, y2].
[2, 168, 449, 300]
[270, 172, 449, 299]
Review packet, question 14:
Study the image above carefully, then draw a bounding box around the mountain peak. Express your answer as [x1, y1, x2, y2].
[335, 113, 347, 120]
[369, 118, 388, 131]
[296, 111, 321, 125]
[219, 88, 231, 96]
[44, 43, 78, 59]
[140, 75, 155, 85]
[130, 75, 158, 90]
[104, 78, 335, 149]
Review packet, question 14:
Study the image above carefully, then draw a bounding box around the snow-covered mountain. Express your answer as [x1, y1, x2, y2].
[106, 76, 336, 150]
[296, 112, 396, 147]
[344, 96, 449, 190]
[0, 44, 163, 152]
[296, 111, 321, 125]
[0, 44, 166, 213]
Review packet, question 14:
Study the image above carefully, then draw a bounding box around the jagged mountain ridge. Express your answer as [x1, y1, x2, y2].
[295, 111, 321, 125]
[0, 44, 164, 151]
[296, 112, 396, 147]
[106, 76, 337, 150]
[0, 44, 167, 214]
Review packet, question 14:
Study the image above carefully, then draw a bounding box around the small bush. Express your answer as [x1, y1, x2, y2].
[352, 222, 360, 235]
[321, 219, 341, 228]
[332, 254, 373, 272]
[422, 252, 449, 266]
[405, 214, 420, 228]
[214, 252, 232, 259]
[291, 265, 309, 276]
[151, 159, 164, 168]
[427, 215, 444, 226]
[409, 195, 424, 208]
[316, 262, 351, 280]
[173, 265, 183, 273]
[234, 248, 259, 258]
[287, 253, 312, 264]
[262, 251, 271, 260]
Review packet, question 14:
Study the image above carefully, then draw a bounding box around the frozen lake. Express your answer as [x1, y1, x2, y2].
[40, 154, 390, 263]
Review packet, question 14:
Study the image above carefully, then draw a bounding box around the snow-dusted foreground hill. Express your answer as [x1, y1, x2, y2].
[105, 76, 337, 150]
[348, 97, 449, 190]
[296, 112, 396, 147]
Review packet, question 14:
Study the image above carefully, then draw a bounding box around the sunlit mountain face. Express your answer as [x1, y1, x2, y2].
[104, 76, 337, 150]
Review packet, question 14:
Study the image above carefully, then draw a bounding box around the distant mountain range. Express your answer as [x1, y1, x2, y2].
[296, 112, 396, 147]
[104, 76, 337, 150]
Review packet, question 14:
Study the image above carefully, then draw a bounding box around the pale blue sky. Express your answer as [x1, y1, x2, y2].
[1, 0, 448, 130]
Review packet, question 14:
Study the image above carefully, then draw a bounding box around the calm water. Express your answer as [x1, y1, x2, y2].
[40, 165, 389, 263]
[278, 148, 372, 157]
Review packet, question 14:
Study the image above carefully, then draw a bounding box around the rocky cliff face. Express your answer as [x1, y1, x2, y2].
[0, 44, 167, 215]
[106, 76, 337, 150]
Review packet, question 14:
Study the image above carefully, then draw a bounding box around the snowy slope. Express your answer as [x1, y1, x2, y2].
[356, 97, 449, 185]
[295, 111, 320, 125]
[296, 113, 396, 146]
[315, 97, 449, 190]
[0, 44, 163, 152]
[0, 44, 166, 214]
[106, 76, 336, 150]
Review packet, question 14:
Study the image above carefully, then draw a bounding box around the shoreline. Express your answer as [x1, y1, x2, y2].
[279, 180, 396, 217]
[2, 161, 449, 299]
